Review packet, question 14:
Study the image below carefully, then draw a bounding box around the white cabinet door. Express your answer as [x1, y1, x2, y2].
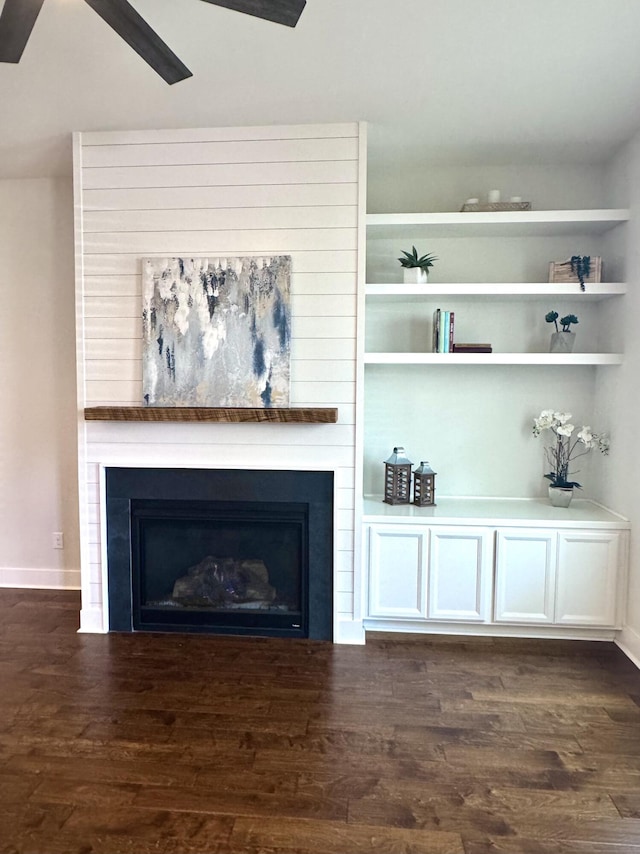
[367, 525, 428, 619]
[428, 526, 492, 621]
[555, 531, 620, 627]
[494, 529, 557, 623]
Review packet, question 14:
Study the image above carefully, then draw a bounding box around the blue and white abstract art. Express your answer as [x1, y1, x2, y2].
[142, 256, 291, 407]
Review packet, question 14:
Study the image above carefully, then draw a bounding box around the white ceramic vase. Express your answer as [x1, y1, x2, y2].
[403, 267, 428, 285]
[548, 485, 573, 508]
[549, 331, 576, 354]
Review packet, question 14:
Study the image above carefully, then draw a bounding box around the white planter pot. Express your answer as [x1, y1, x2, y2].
[403, 267, 428, 285]
[549, 331, 576, 354]
[548, 485, 574, 508]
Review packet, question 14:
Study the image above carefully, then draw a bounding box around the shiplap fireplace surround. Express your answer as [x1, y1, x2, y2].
[74, 122, 366, 644]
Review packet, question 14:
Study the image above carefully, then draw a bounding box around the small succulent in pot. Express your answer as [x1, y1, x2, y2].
[545, 311, 579, 333]
[398, 246, 438, 273]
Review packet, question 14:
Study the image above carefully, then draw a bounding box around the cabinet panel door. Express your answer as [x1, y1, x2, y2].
[495, 529, 556, 623]
[555, 531, 619, 626]
[428, 527, 492, 621]
[367, 525, 428, 619]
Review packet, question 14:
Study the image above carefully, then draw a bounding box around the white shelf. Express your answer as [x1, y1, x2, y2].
[366, 209, 630, 238]
[363, 496, 630, 529]
[364, 352, 623, 366]
[365, 282, 627, 301]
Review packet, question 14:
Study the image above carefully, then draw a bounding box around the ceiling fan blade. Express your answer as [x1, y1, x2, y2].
[200, 0, 306, 28]
[82, 0, 192, 84]
[0, 0, 46, 63]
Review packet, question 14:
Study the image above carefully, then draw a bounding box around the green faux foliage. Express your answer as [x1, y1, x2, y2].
[398, 246, 438, 271]
[544, 472, 583, 488]
[560, 314, 579, 331]
[545, 311, 578, 333]
[570, 255, 591, 292]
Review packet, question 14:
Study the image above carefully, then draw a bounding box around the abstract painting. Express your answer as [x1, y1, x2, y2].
[142, 256, 291, 407]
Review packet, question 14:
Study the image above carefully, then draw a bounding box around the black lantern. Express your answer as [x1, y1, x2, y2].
[413, 461, 437, 506]
[383, 447, 412, 505]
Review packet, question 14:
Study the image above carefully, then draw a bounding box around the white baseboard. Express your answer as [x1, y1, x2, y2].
[78, 605, 107, 633]
[616, 625, 640, 671]
[0, 566, 80, 589]
[334, 619, 366, 644]
[363, 618, 617, 642]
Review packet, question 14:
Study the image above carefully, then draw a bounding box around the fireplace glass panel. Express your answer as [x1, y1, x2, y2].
[131, 500, 307, 636]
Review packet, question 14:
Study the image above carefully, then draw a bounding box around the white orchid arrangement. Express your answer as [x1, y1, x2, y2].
[532, 410, 610, 489]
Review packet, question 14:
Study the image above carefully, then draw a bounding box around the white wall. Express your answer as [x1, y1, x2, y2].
[0, 178, 80, 588]
[367, 161, 605, 214]
[598, 135, 640, 665]
[74, 123, 364, 640]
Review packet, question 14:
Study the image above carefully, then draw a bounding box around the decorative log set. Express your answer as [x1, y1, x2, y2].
[165, 556, 279, 610]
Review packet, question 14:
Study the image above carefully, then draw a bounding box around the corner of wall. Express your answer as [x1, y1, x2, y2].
[616, 626, 640, 671]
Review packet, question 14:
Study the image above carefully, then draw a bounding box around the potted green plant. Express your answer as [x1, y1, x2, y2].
[546, 311, 578, 353]
[532, 410, 609, 506]
[398, 246, 438, 284]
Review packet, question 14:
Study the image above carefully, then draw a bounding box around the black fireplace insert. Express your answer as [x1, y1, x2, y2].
[106, 468, 333, 639]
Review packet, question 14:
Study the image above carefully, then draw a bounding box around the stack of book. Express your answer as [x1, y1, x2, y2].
[452, 343, 493, 353]
[432, 309, 455, 353]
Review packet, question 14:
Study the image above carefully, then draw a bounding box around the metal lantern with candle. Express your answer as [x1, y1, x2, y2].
[413, 461, 437, 507]
[383, 447, 412, 505]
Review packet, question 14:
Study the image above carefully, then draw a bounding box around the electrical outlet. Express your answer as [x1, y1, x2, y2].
[52, 532, 64, 550]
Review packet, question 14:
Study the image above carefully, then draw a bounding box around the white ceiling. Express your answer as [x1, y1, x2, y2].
[2, 0, 640, 179]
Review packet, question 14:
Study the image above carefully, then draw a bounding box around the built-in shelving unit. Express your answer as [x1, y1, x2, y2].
[362, 207, 630, 638]
[363, 206, 629, 507]
[364, 208, 630, 370]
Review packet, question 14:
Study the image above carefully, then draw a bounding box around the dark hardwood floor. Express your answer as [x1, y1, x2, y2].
[1, 590, 640, 853]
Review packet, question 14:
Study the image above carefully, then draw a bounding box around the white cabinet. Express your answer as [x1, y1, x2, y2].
[362, 499, 629, 636]
[428, 526, 492, 621]
[555, 531, 621, 626]
[494, 527, 624, 628]
[494, 529, 557, 623]
[367, 525, 428, 619]
[366, 523, 492, 623]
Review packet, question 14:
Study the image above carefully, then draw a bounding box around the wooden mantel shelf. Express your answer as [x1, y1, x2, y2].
[84, 406, 338, 424]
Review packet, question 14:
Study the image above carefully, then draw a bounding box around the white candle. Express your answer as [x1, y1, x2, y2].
[488, 189, 501, 203]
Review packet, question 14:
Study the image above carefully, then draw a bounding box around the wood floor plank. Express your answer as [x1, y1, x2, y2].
[4, 752, 200, 787]
[464, 839, 640, 853]
[133, 784, 349, 821]
[59, 807, 235, 854]
[395, 724, 585, 755]
[229, 815, 465, 853]
[610, 792, 640, 818]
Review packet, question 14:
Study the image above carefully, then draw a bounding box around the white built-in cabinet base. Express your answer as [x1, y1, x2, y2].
[363, 497, 629, 640]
